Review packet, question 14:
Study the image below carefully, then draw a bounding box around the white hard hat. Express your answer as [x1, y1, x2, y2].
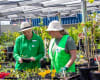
[20, 22, 32, 32]
[46, 20, 64, 31]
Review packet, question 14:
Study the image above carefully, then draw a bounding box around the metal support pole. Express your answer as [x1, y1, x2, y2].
[0, 21, 1, 36]
[81, 0, 88, 57]
[81, 0, 87, 23]
[29, 18, 32, 25]
[58, 12, 61, 23]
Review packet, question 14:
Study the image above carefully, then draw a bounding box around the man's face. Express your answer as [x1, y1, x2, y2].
[22, 29, 32, 36]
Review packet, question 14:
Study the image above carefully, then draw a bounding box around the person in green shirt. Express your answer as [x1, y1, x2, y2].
[46, 20, 77, 73]
[13, 22, 44, 70]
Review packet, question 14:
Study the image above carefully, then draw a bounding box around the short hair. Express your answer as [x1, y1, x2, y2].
[59, 30, 68, 35]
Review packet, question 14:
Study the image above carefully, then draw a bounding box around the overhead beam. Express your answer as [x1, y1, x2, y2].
[0, 0, 32, 5]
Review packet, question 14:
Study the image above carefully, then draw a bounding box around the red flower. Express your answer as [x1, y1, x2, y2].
[0, 72, 10, 79]
[94, 58, 96, 61]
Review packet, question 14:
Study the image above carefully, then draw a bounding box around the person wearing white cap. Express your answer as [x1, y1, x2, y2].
[13, 22, 44, 70]
[46, 20, 77, 73]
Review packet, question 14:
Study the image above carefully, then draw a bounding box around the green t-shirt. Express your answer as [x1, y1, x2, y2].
[52, 36, 76, 54]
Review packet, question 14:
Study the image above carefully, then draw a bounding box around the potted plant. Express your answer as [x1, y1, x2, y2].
[0, 46, 7, 63]
[78, 13, 99, 80]
[90, 55, 100, 80]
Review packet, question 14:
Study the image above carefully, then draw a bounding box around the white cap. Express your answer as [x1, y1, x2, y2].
[20, 22, 32, 32]
[46, 20, 64, 31]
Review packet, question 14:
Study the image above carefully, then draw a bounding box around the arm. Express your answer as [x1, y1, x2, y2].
[65, 37, 77, 68]
[13, 37, 22, 63]
[65, 50, 76, 68]
[34, 37, 45, 61]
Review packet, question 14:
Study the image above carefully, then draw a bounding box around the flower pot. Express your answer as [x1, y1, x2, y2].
[90, 58, 97, 66]
[7, 46, 14, 52]
[5, 77, 18, 80]
[96, 49, 100, 53]
[77, 58, 97, 67]
[90, 71, 100, 80]
[79, 66, 98, 80]
[40, 58, 51, 68]
[0, 62, 9, 66]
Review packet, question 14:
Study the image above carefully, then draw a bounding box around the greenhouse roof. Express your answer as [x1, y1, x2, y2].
[0, 0, 100, 20]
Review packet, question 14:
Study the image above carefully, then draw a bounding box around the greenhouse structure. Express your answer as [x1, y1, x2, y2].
[0, 0, 100, 80]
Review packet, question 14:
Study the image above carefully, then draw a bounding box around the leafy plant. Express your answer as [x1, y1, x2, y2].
[83, 12, 100, 68]
[0, 46, 7, 62]
[68, 12, 100, 69]
[68, 24, 84, 44]
[0, 31, 20, 46]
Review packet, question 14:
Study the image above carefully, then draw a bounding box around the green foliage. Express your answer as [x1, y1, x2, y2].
[33, 27, 51, 40]
[0, 45, 7, 62]
[33, 17, 51, 40]
[0, 32, 8, 45]
[68, 24, 84, 44]
[68, 27, 78, 44]
[86, 13, 100, 44]
[39, 17, 44, 27]
[88, 0, 94, 3]
[0, 31, 20, 45]
[85, 21, 92, 28]
[12, 32, 20, 41]
[97, 44, 100, 49]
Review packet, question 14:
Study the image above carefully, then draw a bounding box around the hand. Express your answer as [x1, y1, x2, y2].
[59, 67, 68, 72]
[19, 58, 23, 63]
[30, 57, 36, 61]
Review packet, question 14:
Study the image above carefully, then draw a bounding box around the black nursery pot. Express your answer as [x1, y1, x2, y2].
[90, 71, 100, 80]
[5, 77, 18, 80]
[79, 66, 98, 80]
